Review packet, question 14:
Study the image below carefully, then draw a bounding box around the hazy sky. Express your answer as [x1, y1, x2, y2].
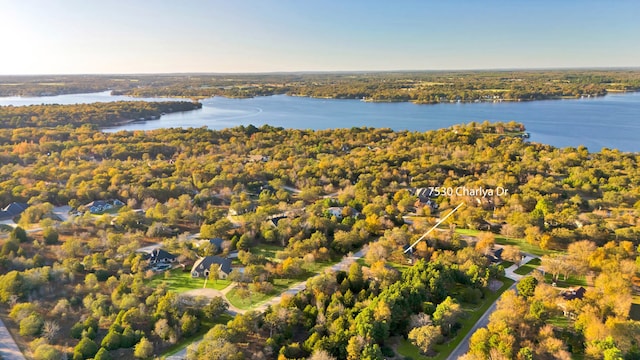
[1, 0, 639, 74]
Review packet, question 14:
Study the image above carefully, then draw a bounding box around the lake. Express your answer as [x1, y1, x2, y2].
[1, 91, 639, 152]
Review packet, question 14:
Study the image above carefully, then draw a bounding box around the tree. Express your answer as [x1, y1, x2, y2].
[567, 240, 596, 276]
[517, 276, 538, 298]
[502, 245, 523, 267]
[101, 330, 121, 350]
[361, 343, 383, 360]
[94, 348, 112, 360]
[408, 325, 442, 354]
[432, 296, 463, 336]
[346, 335, 365, 360]
[203, 297, 228, 319]
[41, 320, 60, 342]
[9, 226, 28, 243]
[154, 319, 172, 340]
[74, 337, 99, 359]
[202, 218, 234, 238]
[475, 232, 495, 255]
[134, 337, 154, 359]
[308, 349, 336, 360]
[347, 262, 364, 291]
[190, 338, 243, 360]
[19, 313, 44, 336]
[1, 239, 19, 256]
[33, 344, 62, 360]
[42, 227, 59, 244]
[181, 313, 199, 337]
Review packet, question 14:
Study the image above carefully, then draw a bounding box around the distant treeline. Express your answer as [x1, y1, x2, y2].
[0, 101, 201, 128]
[1, 70, 640, 103]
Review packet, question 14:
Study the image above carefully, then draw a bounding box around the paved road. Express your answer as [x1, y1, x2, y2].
[446, 252, 540, 360]
[446, 281, 518, 360]
[0, 318, 26, 360]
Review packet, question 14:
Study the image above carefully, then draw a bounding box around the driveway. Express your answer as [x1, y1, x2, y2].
[0, 318, 26, 360]
[168, 245, 370, 359]
[137, 243, 162, 254]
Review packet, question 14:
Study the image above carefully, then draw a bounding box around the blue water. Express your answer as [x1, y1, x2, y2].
[1, 91, 639, 152]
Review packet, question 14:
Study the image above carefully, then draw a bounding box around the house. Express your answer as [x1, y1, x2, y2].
[0, 202, 29, 220]
[325, 206, 360, 220]
[191, 256, 232, 279]
[414, 197, 438, 211]
[149, 249, 177, 265]
[84, 199, 125, 214]
[558, 287, 587, 318]
[248, 154, 269, 162]
[561, 287, 586, 301]
[485, 247, 503, 263]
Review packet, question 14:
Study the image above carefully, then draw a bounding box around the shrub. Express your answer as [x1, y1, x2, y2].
[19, 313, 44, 336]
[74, 337, 98, 359]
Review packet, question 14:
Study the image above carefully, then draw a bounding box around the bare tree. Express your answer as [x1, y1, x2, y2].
[42, 320, 60, 342]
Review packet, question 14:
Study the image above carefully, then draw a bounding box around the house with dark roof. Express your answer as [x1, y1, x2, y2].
[561, 287, 586, 301]
[485, 247, 503, 263]
[0, 202, 29, 220]
[191, 256, 232, 279]
[149, 249, 177, 265]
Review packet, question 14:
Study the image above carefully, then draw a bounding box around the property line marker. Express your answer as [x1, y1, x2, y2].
[404, 202, 465, 254]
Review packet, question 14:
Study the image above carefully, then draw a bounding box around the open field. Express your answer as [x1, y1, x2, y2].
[148, 269, 231, 292]
[455, 228, 559, 257]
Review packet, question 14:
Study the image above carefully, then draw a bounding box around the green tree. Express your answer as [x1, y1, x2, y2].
[94, 348, 112, 360]
[42, 227, 59, 244]
[101, 330, 121, 350]
[203, 297, 228, 320]
[33, 344, 62, 360]
[133, 337, 154, 359]
[517, 276, 538, 298]
[432, 296, 463, 336]
[9, 226, 28, 243]
[74, 337, 99, 359]
[19, 313, 44, 336]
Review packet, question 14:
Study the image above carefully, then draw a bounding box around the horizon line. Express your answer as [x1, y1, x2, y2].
[2, 66, 640, 77]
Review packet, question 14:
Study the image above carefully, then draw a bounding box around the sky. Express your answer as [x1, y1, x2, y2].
[1, 0, 639, 75]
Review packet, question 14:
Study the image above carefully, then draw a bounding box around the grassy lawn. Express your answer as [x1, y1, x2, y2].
[398, 338, 429, 360]
[162, 313, 233, 356]
[455, 228, 559, 257]
[543, 273, 587, 288]
[500, 260, 514, 269]
[548, 315, 571, 329]
[148, 269, 231, 292]
[250, 244, 283, 260]
[302, 259, 339, 273]
[396, 277, 515, 360]
[226, 277, 302, 310]
[455, 228, 480, 236]
[514, 258, 541, 275]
